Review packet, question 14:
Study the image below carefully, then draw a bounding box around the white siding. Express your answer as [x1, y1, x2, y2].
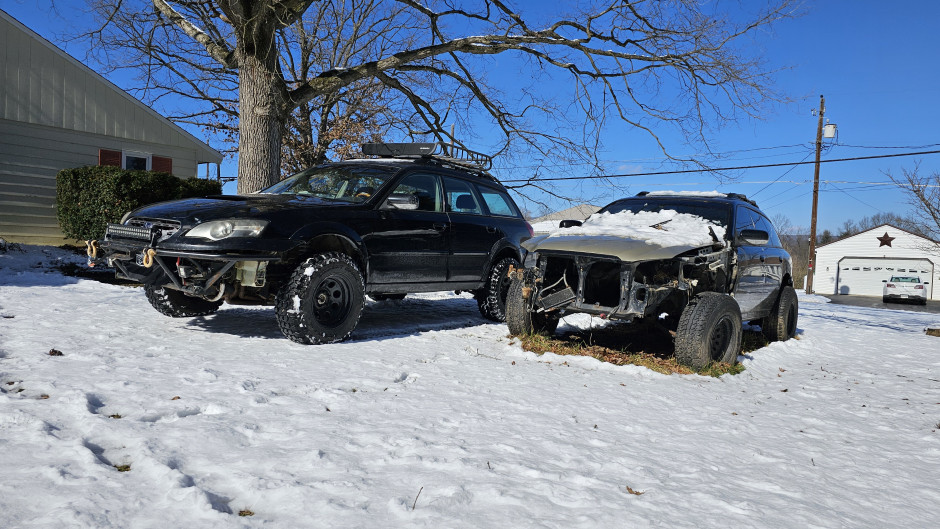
[813, 224, 940, 299]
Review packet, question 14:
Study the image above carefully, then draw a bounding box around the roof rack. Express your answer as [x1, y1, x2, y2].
[361, 142, 493, 171]
[635, 190, 759, 208]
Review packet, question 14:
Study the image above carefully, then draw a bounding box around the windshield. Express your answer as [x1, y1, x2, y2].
[599, 198, 733, 232]
[260, 164, 398, 203]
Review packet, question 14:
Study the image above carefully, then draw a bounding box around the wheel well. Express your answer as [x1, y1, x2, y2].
[782, 273, 794, 288]
[292, 234, 365, 273]
[492, 247, 521, 267]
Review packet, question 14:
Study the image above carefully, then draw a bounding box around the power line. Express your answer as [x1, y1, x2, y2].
[501, 149, 940, 183]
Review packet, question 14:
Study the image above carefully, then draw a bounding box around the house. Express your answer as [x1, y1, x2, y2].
[0, 9, 223, 244]
[812, 224, 939, 300]
[530, 204, 600, 233]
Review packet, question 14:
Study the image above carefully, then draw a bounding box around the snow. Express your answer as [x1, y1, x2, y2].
[540, 210, 726, 248]
[2, 244, 939, 528]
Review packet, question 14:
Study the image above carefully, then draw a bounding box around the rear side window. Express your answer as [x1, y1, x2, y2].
[476, 184, 520, 217]
[443, 177, 483, 215]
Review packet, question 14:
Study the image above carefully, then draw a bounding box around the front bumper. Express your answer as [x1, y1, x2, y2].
[88, 223, 292, 297]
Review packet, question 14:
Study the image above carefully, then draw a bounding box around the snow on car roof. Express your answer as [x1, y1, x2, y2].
[545, 209, 726, 248]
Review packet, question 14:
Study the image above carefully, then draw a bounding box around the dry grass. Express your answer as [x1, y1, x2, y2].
[516, 322, 764, 377]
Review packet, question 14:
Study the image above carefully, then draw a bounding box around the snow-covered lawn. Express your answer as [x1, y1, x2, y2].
[1, 245, 938, 528]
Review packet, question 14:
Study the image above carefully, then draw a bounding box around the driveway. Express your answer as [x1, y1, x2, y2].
[820, 294, 940, 314]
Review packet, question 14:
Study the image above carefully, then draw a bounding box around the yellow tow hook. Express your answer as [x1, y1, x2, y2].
[141, 248, 157, 268]
[85, 240, 99, 267]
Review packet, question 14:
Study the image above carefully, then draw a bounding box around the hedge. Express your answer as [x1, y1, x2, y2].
[56, 165, 222, 241]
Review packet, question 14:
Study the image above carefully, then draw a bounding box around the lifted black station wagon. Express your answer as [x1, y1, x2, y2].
[506, 192, 798, 368]
[88, 143, 533, 344]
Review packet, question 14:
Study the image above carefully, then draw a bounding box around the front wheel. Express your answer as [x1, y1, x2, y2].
[506, 274, 559, 336]
[144, 285, 222, 317]
[675, 293, 742, 369]
[275, 253, 364, 344]
[762, 285, 799, 342]
[477, 256, 520, 322]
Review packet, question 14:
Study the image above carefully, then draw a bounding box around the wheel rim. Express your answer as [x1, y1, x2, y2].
[312, 276, 351, 327]
[709, 317, 734, 361]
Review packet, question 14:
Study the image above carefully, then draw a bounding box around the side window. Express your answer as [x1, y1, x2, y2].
[734, 206, 760, 236]
[387, 173, 442, 212]
[443, 177, 483, 215]
[476, 184, 519, 217]
[754, 214, 782, 247]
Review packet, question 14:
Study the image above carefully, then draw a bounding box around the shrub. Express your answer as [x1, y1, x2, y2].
[56, 166, 222, 240]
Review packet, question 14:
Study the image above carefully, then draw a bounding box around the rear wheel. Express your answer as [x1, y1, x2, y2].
[144, 285, 222, 317]
[762, 285, 799, 342]
[477, 256, 520, 322]
[675, 293, 742, 369]
[506, 275, 559, 336]
[275, 253, 364, 344]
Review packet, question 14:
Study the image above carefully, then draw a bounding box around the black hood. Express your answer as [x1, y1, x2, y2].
[127, 194, 361, 225]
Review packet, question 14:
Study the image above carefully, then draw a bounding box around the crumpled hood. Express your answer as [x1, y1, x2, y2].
[523, 233, 704, 261]
[126, 194, 356, 225]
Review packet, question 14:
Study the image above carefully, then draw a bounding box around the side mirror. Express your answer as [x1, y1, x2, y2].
[382, 193, 419, 210]
[739, 229, 769, 246]
[559, 219, 582, 229]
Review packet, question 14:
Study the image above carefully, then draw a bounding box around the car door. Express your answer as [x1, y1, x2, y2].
[733, 206, 774, 317]
[442, 175, 501, 282]
[364, 172, 449, 284]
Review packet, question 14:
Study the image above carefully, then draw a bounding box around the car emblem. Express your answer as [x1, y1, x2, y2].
[143, 222, 154, 229]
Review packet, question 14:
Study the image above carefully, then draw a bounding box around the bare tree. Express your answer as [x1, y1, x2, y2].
[887, 164, 940, 247]
[83, 0, 796, 194]
[772, 213, 808, 288]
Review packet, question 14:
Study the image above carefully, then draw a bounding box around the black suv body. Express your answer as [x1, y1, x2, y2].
[89, 143, 533, 344]
[506, 192, 798, 368]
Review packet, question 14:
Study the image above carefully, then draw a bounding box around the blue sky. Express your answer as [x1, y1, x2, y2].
[5, 0, 939, 233]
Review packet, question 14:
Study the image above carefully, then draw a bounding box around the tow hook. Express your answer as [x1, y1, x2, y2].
[85, 240, 99, 267]
[141, 248, 157, 268]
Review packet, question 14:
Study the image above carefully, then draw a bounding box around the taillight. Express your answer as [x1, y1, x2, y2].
[915, 285, 924, 289]
[524, 221, 534, 238]
[886, 283, 896, 288]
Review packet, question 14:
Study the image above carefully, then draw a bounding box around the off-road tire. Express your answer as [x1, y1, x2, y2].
[762, 285, 798, 342]
[144, 285, 222, 317]
[506, 275, 559, 336]
[275, 253, 364, 344]
[675, 293, 742, 369]
[477, 256, 520, 322]
[370, 293, 406, 301]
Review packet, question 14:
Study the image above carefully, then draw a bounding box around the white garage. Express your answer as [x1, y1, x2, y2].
[812, 224, 940, 300]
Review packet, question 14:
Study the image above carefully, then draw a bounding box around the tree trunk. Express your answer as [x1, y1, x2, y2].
[236, 52, 286, 194]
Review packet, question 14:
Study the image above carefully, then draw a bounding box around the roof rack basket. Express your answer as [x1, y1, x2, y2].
[361, 142, 493, 171]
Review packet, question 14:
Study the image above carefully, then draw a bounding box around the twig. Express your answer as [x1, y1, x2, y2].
[412, 486, 423, 510]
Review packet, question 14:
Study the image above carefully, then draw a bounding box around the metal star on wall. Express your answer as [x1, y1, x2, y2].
[876, 232, 895, 247]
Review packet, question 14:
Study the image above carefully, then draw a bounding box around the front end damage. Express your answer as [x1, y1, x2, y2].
[517, 243, 732, 323]
[86, 219, 289, 306]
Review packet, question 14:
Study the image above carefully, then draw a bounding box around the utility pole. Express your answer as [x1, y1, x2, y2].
[805, 95, 825, 294]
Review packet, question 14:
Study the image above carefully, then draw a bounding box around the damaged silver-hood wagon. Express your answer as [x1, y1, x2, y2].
[507, 191, 797, 369]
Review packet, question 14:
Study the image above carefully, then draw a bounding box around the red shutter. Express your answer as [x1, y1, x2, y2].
[99, 149, 121, 167]
[152, 156, 173, 174]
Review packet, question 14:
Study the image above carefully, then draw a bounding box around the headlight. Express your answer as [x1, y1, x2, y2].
[120, 211, 133, 224]
[185, 219, 268, 240]
[523, 250, 539, 268]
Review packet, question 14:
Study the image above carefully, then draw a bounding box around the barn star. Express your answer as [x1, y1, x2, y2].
[876, 232, 895, 247]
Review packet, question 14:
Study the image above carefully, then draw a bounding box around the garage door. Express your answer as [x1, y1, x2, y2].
[836, 258, 934, 298]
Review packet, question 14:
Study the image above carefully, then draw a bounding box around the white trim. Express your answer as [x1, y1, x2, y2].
[122, 150, 152, 171]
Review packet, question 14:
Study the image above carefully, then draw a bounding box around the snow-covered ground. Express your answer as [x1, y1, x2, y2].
[1, 245, 938, 528]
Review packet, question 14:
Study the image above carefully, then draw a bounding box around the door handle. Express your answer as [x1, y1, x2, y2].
[486, 226, 498, 234]
[433, 223, 448, 231]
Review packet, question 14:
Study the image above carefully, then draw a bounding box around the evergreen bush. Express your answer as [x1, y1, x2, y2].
[56, 166, 222, 240]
